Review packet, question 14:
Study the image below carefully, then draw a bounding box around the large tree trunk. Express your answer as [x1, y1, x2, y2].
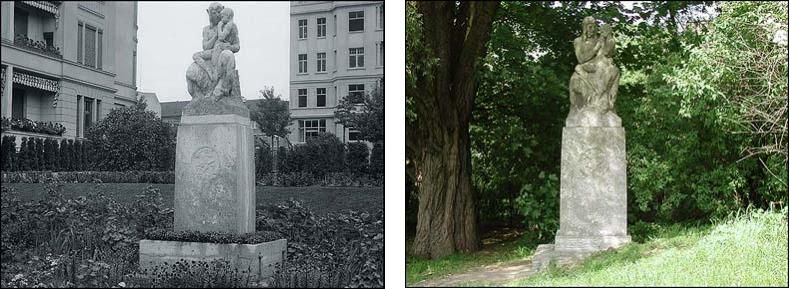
[408, 1, 499, 259]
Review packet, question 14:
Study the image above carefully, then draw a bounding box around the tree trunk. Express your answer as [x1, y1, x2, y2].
[413, 124, 478, 258]
[408, 1, 499, 259]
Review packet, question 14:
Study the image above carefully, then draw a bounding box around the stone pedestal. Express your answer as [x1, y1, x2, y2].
[533, 123, 630, 271]
[174, 113, 255, 234]
[139, 239, 286, 280]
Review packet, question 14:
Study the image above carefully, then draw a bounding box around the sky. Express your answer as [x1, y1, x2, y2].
[136, 1, 290, 103]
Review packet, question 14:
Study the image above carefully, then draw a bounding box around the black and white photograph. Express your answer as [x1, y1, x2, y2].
[1, 1, 383, 287]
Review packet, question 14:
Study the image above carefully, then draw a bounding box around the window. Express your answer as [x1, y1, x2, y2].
[96, 100, 102, 121]
[316, 52, 326, 72]
[348, 84, 365, 104]
[349, 48, 364, 68]
[14, 8, 28, 37]
[85, 25, 97, 67]
[298, 89, 307, 107]
[97, 29, 103, 69]
[84, 97, 93, 133]
[11, 88, 25, 119]
[333, 50, 337, 71]
[43, 32, 53, 47]
[298, 19, 307, 39]
[316, 88, 326, 107]
[317, 17, 326, 37]
[77, 22, 83, 63]
[78, 24, 102, 69]
[76, 95, 82, 136]
[349, 129, 362, 141]
[378, 5, 384, 29]
[298, 54, 307, 73]
[299, 119, 326, 142]
[378, 41, 384, 66]
[333, 15, 337, 36]
[349, 11, 364, 32]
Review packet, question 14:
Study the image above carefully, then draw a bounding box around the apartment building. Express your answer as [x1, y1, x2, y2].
[288, 1, 383, 145]
[1, 1, 139, 140]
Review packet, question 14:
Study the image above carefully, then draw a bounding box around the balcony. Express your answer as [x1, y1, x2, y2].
[13, 34, 62, 59]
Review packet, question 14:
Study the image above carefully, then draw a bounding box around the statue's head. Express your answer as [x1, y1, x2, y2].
[207, 2, 224, 25]
[582, 16, 596, 38]
[220, 7, 234, 22]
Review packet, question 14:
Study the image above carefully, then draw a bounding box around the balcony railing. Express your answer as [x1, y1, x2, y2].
[13, 34, 62, 59]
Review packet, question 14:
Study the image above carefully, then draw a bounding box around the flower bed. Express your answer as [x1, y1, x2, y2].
[0, 184, 383, 288]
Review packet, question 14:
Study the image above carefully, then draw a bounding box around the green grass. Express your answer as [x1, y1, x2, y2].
[4, 183, 383, 215]
[405, 233, 538, 286]
[492, 208, 789, 287]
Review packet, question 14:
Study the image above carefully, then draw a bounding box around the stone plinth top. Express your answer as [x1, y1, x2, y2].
[182, 96, 250, 118]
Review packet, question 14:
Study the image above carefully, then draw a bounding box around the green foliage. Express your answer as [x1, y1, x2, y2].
[251, 86, 291, 139]
[507, 208, 788, 287]
[622, 1, 788, 221]
[1, 171, 174, 184]
[258, 200, 384, 288]
[1, 184, 384, 288]
[370, 141, 384, 177]
[143, 229, 283, 244]
[86, 101, 176, 171]
[335, 78, 385, 142]
[346, 142, 370, 174]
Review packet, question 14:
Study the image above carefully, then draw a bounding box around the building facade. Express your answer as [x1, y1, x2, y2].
[1, 1, 138, 140]
[288, 1, 383, 145]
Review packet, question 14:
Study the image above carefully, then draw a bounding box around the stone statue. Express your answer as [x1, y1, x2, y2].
[567, 16, 621, 127]
[184, 2, 247, 117]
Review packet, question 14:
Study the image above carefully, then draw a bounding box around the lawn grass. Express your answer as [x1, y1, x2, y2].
[4, 183, 383, 215]
[494, 208, 789, 287]
[405, 229, 539, 286]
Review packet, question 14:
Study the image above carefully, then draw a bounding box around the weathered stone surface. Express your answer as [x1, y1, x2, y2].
[181, 89, 249, 117]
[139, 239, 286, 280]
[557, 126, 628, 241]
[533, 126, 631, 271]
[174, 114, 255, 234]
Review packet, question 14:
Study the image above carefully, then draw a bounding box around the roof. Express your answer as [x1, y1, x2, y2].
[159, 98, 280, 118]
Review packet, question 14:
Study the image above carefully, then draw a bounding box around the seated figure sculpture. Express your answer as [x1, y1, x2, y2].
[567, 17, 620, 127]
[186, 2, 240, 100]
[184, 3, 246, 116]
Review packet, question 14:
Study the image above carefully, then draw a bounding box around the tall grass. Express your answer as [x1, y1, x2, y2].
[506, 207, 788, 287]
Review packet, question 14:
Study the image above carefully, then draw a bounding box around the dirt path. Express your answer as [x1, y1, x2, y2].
[413, 259, 537, 287]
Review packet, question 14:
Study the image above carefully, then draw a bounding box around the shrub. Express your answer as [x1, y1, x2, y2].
[86, 101, 175, 171]
[370, 141, 384, 176]
[303, 133, 345, 177]
[255, 143, 273, 177]
[1, 171, 175, 184]
[0, 135, 15, 171]
[143, 229, 283, 244]
[346, 142, 370, 174]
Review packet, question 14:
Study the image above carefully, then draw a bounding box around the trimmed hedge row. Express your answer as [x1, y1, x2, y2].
[1, 171, 174, 184]
[1, 135, 93, 172]
[143, 228, 284, 244]
[258, 172, 383, 187]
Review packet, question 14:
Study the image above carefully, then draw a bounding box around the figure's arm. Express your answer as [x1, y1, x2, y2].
[228, 25, 240, 53]
[574, 38, 598, 63]
[202, 26, 218, 50]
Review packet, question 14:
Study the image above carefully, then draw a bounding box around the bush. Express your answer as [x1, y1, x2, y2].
[303, 133, 345, 177]
[255, 143, 273, 177]
[346, 142, 370, 174]
[1, 135, 15, 171]
[1, 185, 383, 288]
[86, 101, 176, 171]
[143, 229, 283, 244]
[370, 141, 384, 176]
[1, 171, 175, 184]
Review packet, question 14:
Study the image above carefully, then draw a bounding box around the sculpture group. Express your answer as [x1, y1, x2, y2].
[174, 2, 255, 234]
[533, 16, 631, 270]
[567, 16, 621, 127]
[186, 2, 240, 101]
